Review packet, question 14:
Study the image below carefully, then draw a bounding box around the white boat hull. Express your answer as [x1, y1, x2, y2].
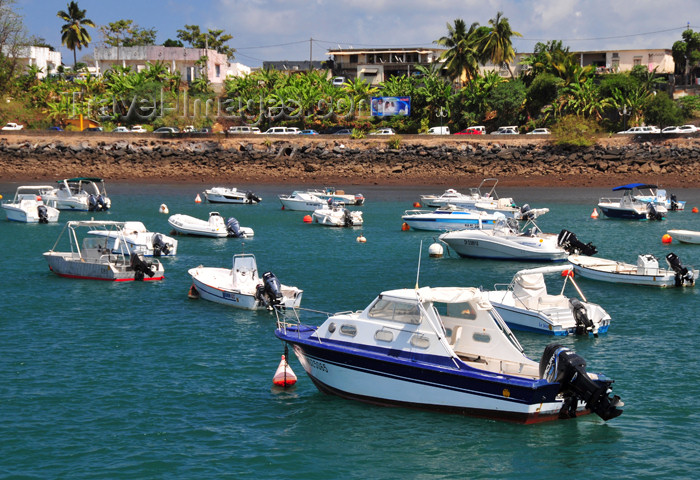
[401, 209, 500, 232]
[204, 188, 260, 204]
[440, 230, 567, 261]
[44, 251, 164, 281]
[168, 213, 253, 238]
[667, 229, 700, 244]
[568, 254, 695, 287]
[312, 208, 363, 227]
[3, 204, 60, 223]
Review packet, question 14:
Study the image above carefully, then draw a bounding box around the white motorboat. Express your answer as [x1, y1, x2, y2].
[88, 221, 178, 257]
[420, 187, 482, 208]
[41, 177, 111, 211]
[278, 191, 327, 211]
[485, 265, 611, 336]
[188, 253, 303, 310]
[203, 187, 261, 204]
[168, 212, 253, 238]
[275, 286, 623, 424]
[568, 253, 696, 288]
[420, 179, 521, 218]
[306, 187, 365, 206]
[43, 220, 164, 281]
[439, 213, 596, 262]
[2, 185, 60, 223]
[667, 229, 700, 244]
[402, 205, 504, 231]
[634, 185, 684, 211]
[312, 203, 363, 227]
[597, 183, 667, 220]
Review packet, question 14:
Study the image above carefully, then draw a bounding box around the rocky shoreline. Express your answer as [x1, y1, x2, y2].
[2, 132, 700, 187]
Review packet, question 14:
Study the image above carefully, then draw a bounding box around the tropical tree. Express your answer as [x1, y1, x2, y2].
[176, 25, 235, 58]
[480, 11, 522, 78]
[435, 19, 483, 85]
[57, 1, 95, 67]
[0, 0, 28, 93]
[100, 19, 156, 47]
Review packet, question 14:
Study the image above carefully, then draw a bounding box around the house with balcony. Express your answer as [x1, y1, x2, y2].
[94, 46, 248, 88]
[326, 47, 445, 85]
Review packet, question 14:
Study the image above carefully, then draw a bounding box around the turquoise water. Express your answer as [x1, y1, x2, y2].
[2, 183, 700, 479]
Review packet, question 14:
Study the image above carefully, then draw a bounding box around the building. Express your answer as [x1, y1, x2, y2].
[93, 46, 248, 86]
[326, 47, 445, 85]
[1, 45, 61, 78]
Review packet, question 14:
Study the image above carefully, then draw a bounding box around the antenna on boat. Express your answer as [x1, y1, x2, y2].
[415, 240, 423, 289]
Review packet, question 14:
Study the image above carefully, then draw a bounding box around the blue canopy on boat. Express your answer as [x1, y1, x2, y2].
[612, 183, 657, 191]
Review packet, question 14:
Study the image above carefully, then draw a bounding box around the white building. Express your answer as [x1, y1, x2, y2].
[1, 45, 61, 78]
[94, 46, 249, 85]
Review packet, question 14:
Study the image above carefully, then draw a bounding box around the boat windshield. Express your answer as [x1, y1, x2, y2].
[368, 298, 421, 324]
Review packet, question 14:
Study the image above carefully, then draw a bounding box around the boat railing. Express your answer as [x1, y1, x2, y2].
[403, 209, 432, 216]
[599, 196, 622, 204]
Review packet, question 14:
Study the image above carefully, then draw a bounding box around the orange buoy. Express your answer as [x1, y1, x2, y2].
[561, 269, 574, 277]
[187, 284, 199, 299]
[401, 222, 410, 231]
[693, 207, 699, 213]
[662, 234, 673, 244]
[413, 202, 421, 208]
[36, 195, 42, 201]
[303, 214, 312, 223]
[356, 234, 366, 243]
[281, 205, 285, 210]
[159, 203, 169, 214]
[272, 355, 297, 387]
[591, 208, 599, 219]
[195, 193, 202, 203]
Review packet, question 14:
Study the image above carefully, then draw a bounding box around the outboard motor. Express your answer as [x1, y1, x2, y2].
[88, 194, 98, 212]
[670, 194, 680, 211]
[539, 344, 623, 421]
[226, 217, 242, 237]
[647, 203, 664, 221]
[152, 233, 170, 257]
[262, 271, 284, 308]
[95, 195, 108, 211]
[37, 205, 49, 224]
[520, 204, 533, 221]
[130, 254, 155, 281]
[557, 229, 598, 256]
[343, 208, 354, 227]
[666, 252, 695, 286]
[569, 298, 594, 335]
[246, 191, 261, 204]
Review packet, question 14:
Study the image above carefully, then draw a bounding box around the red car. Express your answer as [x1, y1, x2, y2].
[454, 126, 485, 135]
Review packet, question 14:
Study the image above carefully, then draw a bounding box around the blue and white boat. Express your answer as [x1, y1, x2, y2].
[633, 185, 685, 211]
[484, 265, 611, 336]
[598, 184, 667, 220]
[275, 286, 623, 424]
[402, 205, 505, 231]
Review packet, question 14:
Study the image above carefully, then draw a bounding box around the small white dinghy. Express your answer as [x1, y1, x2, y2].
[667, 229, 700, 244]
[188, 253, 303, 310]
[2, 185, 60, 223]
[485, 264, 611, 336]
[168, 212, 254, 238]
[568, 253, 696, 288]
[312, 203, 363, 227]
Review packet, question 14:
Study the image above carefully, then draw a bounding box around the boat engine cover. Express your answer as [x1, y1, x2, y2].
[226, 217, 242, 237]
[262, 271, 284, 306]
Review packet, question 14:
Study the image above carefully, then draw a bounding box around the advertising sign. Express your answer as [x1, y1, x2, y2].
[371, 96, 411, 117]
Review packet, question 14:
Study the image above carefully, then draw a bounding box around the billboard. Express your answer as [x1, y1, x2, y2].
[371, 96, 411, 117]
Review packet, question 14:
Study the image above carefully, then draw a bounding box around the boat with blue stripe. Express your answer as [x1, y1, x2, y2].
[402, 205, 505, 231]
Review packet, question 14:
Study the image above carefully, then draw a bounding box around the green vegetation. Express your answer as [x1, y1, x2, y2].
[0, 4, 698, 136]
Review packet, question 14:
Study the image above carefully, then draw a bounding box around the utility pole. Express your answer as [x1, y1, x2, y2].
[309, 37, 313, 71]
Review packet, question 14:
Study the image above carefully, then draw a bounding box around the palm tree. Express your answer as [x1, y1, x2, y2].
[57, 1, 95, 67]
[435, 19, 482, 85]
[480, 11, 522, 78]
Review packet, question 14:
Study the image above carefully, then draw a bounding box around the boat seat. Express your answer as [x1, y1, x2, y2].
[537, 294, 570, 309]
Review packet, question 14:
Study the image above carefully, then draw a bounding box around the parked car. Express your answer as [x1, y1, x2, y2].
[47, 126, 64, 131]
[228, 126, 261, 134]
[332, 76, 346, 87]
[183, 125, 196, 133]
[526, 128, 551, 135]
[491, 126, 519, 135]
[454, 126, 485, 135]
[618, 126, 660, 134]
[662, 125, 698, 134]
[153, 127, 179, 133]
[262, 127, 300, 134]
[300, 129, 319, 135]
[332, 129, 353, 135]
[84, 127, 103, 132]
[427, 126, 450, 135]
[197, 127, 212, 134]
[130, 125, 147, 133]
[2, 122, 24, 131]
[112, 126, 129, 133]
[369, 128, 396, 135]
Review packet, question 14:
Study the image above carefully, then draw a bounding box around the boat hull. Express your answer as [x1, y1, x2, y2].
[597, 204, 648, 220]
[490, 302, 610, 336]
[440, 231, 567, 261]
[278, 198, 325, 211]
[276, 328, 581, 424]
[44, 252, 164, 281]
[568, 255, 692, 287]
[3, 204, 60, 223]
[401, 212, 498, 232]
[667, 229, 700, 244]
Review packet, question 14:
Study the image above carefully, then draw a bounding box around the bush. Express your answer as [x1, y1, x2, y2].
[350, 128, 365, 139]
[550, 115, 600, 146]
[387, 135, 401, 149]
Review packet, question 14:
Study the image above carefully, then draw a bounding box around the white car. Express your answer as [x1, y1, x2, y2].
[662, 125, 697, 134]
[618, 126, 660, 134]
[262, 127, 300, 134]
[369, 128, 396, 135]
[2, 122, 24, 131]
[491, 126, 519, 135]
[526, 128, 551, 135]
[112, 126, 129, 133]
[130, 125, 147, 133]
[228, 126, 261, 134]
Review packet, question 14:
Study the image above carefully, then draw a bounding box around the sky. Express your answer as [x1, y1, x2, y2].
[14, 0, 700, 67]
